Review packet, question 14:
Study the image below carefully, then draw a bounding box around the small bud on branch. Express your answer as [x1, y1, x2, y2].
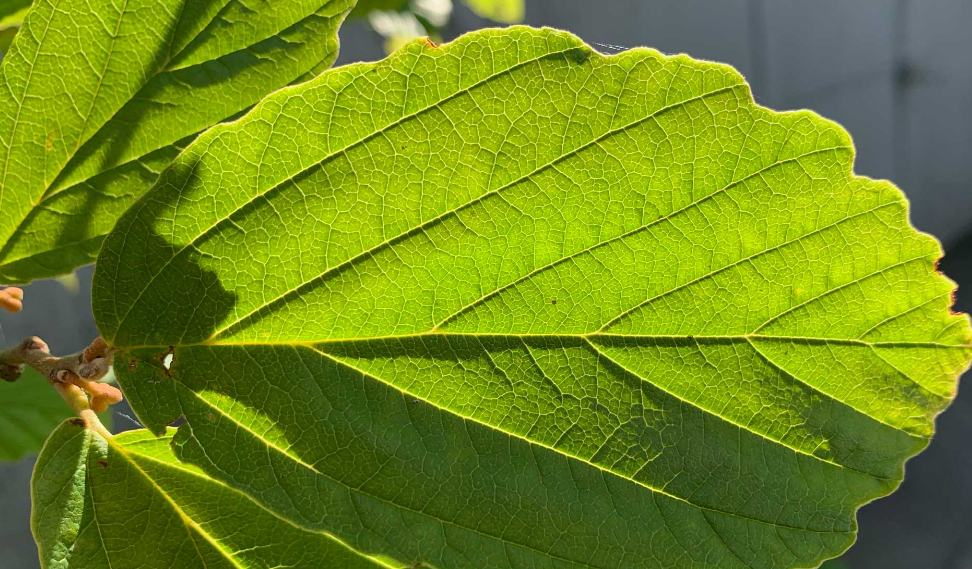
[0, 287, 23, 313]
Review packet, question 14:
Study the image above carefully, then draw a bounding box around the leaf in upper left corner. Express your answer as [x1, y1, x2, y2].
[32, 420, 394, 569]
[0, 0, 355, 285]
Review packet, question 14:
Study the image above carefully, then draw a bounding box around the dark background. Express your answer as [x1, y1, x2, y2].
[2, 1, 971, 567]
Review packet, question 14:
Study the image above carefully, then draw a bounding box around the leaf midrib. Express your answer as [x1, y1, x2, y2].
[122, 332, 972, 350]
[123, 330, 955, 454]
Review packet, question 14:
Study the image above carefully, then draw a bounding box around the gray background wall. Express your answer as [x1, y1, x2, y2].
[2, 1, 972, 567]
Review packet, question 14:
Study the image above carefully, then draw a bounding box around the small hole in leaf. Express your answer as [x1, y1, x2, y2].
[159, 346, 175, 374]
[128, 359, 137, 370]
[98, 461, 109, 468]
[551, 299, 557, 305]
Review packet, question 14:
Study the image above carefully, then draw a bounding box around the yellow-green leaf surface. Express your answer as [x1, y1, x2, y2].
[0, 367, 111, 461]
[463, 0, 523, 23]
[93, 27, 972, 568]
[31, 421, 392, 569]
[0, 0, 355, 284]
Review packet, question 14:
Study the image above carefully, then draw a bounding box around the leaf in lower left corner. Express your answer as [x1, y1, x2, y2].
[31, 420, 394, 569]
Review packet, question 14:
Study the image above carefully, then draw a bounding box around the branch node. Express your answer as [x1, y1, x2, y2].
[0, 336, 122, 430]
[0, 362, 23, 382]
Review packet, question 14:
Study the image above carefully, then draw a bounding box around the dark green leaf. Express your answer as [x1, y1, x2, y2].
[0, 0, 30, 21]
[0, 366, 111, 462]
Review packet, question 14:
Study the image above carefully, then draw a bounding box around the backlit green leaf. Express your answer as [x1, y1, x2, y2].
[31, 421, 393, 569]
[463, 0, 523, 23]
[0, 0, 354, 284]
[94, 27, 972, 569]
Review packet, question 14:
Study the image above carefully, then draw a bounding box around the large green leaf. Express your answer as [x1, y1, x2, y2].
[32, 421, 392, 568]
[0, 366, 111, 462]
[93, 27, 972, 569]
[0, 0, 355, 284]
